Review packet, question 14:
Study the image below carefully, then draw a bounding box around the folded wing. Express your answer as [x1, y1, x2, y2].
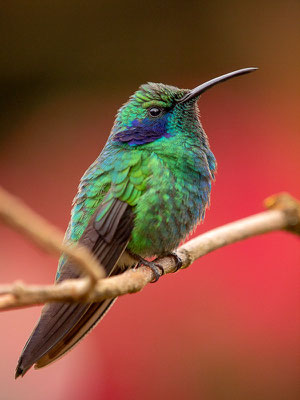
[16, 198, 134, 377]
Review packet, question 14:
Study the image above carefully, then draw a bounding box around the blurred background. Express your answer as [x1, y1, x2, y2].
[0, 1, 299, 399]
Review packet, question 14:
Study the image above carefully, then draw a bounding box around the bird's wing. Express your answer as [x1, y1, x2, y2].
[16, 197, 134, 377]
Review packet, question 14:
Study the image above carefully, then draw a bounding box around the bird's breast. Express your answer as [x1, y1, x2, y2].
[127, 151, 212, 257]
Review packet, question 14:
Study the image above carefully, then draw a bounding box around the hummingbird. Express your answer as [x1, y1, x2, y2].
[15, 67, 257, 377]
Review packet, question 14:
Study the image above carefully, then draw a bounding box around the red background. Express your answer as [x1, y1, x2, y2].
[0, 1, 299, 399]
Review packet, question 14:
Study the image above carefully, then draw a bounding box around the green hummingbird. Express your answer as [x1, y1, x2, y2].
[16, 67, 257, 377]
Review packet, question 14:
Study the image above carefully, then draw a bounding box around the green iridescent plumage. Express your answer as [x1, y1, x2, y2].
[56, 82, 216, 279]
[16, 68, 253, 377]
[17, 69, 257, 376]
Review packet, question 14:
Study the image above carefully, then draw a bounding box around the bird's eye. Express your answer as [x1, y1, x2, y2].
[148, 107, 162, 118]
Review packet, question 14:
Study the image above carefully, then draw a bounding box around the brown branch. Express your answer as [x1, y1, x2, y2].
[0, 187, 106, 286]
[0, 189, 299, 311]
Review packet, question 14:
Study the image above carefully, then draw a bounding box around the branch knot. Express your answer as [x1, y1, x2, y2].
[264, 192, 300, 235]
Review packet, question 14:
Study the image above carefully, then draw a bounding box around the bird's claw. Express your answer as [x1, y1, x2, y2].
[136, 258, 164, 283]
[168, 252, 183, 272]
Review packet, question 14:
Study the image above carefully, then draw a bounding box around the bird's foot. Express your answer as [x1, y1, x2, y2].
[135, 257, 164, 283]
[167, 252, 183, 272]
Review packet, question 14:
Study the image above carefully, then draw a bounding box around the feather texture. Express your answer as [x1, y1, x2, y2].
[16, 199, 134, 377]
[16, 80, 217, 377]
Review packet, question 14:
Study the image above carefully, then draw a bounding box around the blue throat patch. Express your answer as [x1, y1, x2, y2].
[113, 117, 171, 146]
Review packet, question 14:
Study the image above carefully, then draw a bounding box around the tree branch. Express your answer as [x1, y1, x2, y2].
[0, 188, 299, 311]
[0, 187, 105, 285]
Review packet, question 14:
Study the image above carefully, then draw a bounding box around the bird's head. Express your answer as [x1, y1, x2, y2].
[112, 68, 257, 147]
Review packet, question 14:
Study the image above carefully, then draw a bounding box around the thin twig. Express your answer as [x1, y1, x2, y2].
[0, 187, 105, 285]
[0, 190, 299, 311]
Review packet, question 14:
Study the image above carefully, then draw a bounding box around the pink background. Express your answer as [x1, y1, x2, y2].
[0, 1, 299, 399]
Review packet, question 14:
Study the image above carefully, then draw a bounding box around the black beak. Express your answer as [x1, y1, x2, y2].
[176, 67, 258, 104]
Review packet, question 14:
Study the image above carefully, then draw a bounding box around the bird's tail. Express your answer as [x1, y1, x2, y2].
[16, 199, 135, 377]
[15, 297, 116, 378]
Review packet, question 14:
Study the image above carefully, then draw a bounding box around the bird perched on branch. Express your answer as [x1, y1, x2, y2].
[16, 67, 257, 377]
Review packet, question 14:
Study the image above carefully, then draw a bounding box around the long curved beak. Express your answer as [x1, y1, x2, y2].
[177, 67, 258, 103]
